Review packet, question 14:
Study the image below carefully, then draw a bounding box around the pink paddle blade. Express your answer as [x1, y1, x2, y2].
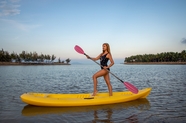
[124, 82, 138, 94]
[74, 45, 84, 54]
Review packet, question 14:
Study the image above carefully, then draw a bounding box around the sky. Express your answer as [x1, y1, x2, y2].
[0, 0, 186, 63]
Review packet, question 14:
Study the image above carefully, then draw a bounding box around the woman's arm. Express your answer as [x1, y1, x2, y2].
[86, 53, 102, 61]
[106, 54, 114, 68]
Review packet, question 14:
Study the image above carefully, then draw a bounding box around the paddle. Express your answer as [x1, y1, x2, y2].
[74, 45, 139, 94]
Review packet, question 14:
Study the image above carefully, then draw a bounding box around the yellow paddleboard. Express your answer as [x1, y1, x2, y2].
[20, 88, 151, 107]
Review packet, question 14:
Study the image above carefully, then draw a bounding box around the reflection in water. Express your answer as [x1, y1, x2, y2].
[126, 115, 138, 123]
[92, 109, 113, 123]
[92, 110, 141, 123]
[22, 99, 150, 122]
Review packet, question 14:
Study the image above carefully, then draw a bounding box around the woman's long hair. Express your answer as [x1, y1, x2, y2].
[102, 43, 111, 54]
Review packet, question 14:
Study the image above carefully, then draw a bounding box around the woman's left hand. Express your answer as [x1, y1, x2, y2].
[103, 66, 109, 69]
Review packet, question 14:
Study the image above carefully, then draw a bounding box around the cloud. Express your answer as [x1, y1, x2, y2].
[10, 0, 20, 3]
[0, 19, 41, 31]
[0, 0, 21, 16]
[181, 38, 186, 44]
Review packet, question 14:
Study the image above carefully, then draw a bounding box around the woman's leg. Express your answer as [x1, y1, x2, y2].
[92, 69, 107, 96]
[104, 72, 113, 96]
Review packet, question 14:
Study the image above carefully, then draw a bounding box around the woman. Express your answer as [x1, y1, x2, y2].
[87, 43, 114, 96]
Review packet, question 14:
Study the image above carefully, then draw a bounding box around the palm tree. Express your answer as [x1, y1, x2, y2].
[32, 52, 38, 62]
[16, 54, 21, 63]
[51, 54, 56, 62]
[39, 53, 44, 62]
[58, 58, 61, 63]
[0, 49, 5, 62]
[5, 51, 11, 62]
[65, 58, 71, 64]
[11, 52, 17, 61]
[19, 51, 26, 62]
[181, 50, 186, 61]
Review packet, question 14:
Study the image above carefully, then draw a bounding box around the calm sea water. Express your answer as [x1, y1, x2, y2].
[0, 64, 186, 123]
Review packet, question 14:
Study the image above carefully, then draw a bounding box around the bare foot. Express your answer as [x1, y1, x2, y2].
[91, 91, 98, 96]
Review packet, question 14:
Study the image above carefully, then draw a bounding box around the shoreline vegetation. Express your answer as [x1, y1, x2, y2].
[0, 62, 70, 66]
[124, 62, 186, 65]
[0, 49, 71, 65]
[124, 50, 186, 65]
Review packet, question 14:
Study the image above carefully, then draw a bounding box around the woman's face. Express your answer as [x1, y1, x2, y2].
[102, 44, 107, 51]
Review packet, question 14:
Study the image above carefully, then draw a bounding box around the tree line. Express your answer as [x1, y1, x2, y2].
[124, 50, 186, 63]
[0, 49, 71, 64]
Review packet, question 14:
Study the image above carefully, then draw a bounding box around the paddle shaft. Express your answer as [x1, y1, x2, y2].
[84, 53, 124, 83]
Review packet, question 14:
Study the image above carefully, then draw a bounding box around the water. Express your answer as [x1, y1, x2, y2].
[0, 64, 186, 123]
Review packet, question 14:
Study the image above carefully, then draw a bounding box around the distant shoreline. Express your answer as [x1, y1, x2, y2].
[0, 62, 70, 66]
[124, 62, 186, 65]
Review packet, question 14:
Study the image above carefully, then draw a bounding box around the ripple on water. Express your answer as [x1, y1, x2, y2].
[0, 65, 186, 122]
